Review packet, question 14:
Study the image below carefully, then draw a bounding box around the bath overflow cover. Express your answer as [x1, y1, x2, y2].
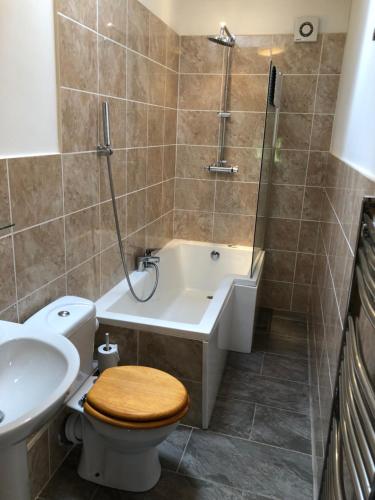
[211, 250, 220, 261]
[58, 310, 70, 317]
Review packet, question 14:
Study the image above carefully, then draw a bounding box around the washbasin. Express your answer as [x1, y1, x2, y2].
[0, 320, 80, 500]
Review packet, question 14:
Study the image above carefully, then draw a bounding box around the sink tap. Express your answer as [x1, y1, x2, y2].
[137, 249, 160, 272]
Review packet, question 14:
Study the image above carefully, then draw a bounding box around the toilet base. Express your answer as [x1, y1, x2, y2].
[77, 414, 177, 492]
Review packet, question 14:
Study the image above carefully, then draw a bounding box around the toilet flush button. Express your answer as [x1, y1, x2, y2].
[58, 310, 70, 317]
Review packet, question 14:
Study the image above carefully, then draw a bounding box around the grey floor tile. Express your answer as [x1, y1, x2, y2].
[158, 425, 192, 471]
[271, 310, 307, 324]
[94, 470, 243, 499]
[219, 368, 310, 415]
[250, 405, 311, 455]
[226, 351, 264, 374]
[180, 430, 313, 500]
[261, 353, 309, 383]
[242, 493, 276, 500]
[269, 317, 307, 338]
[209, 398, 255, 438]
[253, 332, 308, 359]
[39, 447, 98, 500]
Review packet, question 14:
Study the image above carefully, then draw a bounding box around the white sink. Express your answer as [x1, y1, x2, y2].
[0, 320, 80, 499]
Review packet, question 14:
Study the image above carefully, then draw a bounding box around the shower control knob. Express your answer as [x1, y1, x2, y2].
[211, 251, 220, 261]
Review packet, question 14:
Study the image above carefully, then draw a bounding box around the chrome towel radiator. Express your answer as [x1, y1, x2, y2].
[321, 197, 375, 500]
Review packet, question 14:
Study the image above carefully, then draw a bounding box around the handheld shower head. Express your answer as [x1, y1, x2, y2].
[102, 101, 111, 148]
[208, 24, 235, 47]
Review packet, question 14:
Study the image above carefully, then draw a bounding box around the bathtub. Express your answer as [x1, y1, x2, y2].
[96, 239, 264, 427]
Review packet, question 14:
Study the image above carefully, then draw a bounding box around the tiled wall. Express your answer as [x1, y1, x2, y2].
[0, 0, 179, 325]
[0, 1, 179, 496]
[174, 35, 270, 244]
[260, 34, 346, 314]
[309, 154, 375, 491]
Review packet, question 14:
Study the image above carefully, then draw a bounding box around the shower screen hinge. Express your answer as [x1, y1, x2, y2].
[218, 111, 231, 118]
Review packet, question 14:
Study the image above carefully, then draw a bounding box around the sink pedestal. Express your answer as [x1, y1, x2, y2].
[0, 441, 30, 500]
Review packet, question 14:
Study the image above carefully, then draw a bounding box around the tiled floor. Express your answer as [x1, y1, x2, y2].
[38, 310, 313, 500]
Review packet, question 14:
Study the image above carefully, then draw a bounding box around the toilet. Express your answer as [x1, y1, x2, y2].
[25, 296, 189, 492]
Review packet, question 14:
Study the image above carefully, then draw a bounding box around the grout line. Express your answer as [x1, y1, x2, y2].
[176, 427, 193, 473]
[248, 404, 257, 441]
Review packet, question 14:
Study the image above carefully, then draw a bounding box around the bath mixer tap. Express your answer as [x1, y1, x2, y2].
[137, 249, 160, 272]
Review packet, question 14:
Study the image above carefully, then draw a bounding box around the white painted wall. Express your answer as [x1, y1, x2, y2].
[331, 0, 375, 180]
[0, 0, 59, 158]
[140, 0, 351, 35]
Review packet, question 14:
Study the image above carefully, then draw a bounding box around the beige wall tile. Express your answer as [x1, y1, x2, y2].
[215, 181, 258, 215]
[272, 35, 322, 74]
[277, 113, 313, 150]
[56, 0, 97, 30]
[268, 185, 304, 219]
[280, 75, 317, 113]
[163, 146, 176, 180]
[127, 189, 146, 234]
[176, 145, 216, 180]
[127, 148, 147, 192]
[179, 74, 222, 110]
[100, 197, 126, 250]
[180, 36, 223, 74]
[125, 228, 146, 270]
[146, 183, 163, 223]
[149, 12, 167, 65]
[311, 115, 334, 151]
[63, 153, 99, 213]
[127, 0, 149, 56]
[175, 178, 215, 211]
[9, 155, 62, 230]
[98, 0, 127, 45]
[18, 277, 66, 322]
[264, 250, 296, 282]
[0, 236, 16, 311]
[14, 220, 65, 299]
[231, 35, 272, 74]
[0, 304, 18, 322]
[291, 284, 311, 313]
[65, 206, 100, 269]
[100, 244, 123, 294]
[306, 152, 327, 187]
[229, 75, 269, 112]
[61, 89, 98, 153]
[99, 149, 127, 201]
[225, 112, 265, 148]
[272, 150, 308, 185]
[99, 37, 126, 98]
[67, 255, 100, 301]
[265, 218, 300, 251]
[149, 61, 166, 106]
[126, 101, 147, 147]
[162, 178, 174, 214]
[260, 280, 293, 310]
[165, 70, 178, 109]
[320, 34, 346, 74]
[302, 187, 323, 220]
[178, 111, 219, 146]
[299, 221, 319, 253]
[174, 210, 213, 241]
[164, 108, 177, 145]
[147, 147, 163, 186]
[295, 253, 314, 284]
[127, 51, 149, 102]
[166, 27, 180, 72]
[315, 75, 340, 114]
[58, 15, 97, 93]
[148, 107, 165, 146]
[213, 214, 255, 245]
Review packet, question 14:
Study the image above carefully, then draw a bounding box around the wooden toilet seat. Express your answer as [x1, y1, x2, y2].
[84, 366, 189, 429]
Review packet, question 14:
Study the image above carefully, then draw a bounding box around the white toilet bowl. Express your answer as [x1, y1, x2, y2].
[25, 297, 189, 493]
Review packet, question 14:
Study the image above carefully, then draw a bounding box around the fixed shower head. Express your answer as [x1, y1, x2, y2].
[208, 24, 235, 47]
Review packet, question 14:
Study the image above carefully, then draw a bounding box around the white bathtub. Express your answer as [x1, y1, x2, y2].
[97, 239, 263, 345]
[96, 239, 264, 427]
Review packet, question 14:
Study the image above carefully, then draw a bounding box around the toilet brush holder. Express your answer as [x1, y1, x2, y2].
[97, 333, 120, 372]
